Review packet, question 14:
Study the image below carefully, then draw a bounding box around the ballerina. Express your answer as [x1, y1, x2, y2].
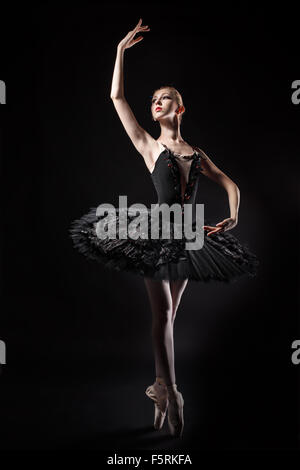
[69, 18, 259, 438]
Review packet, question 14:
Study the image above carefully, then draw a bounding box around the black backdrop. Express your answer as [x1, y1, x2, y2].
[1, 0, 299, 457]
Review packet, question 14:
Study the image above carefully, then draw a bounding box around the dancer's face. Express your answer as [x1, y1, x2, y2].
[151, 88, 178, 121]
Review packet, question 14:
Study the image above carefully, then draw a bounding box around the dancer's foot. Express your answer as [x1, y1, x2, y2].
[166, 384, 184, 438]
[145, 377, 169, 430]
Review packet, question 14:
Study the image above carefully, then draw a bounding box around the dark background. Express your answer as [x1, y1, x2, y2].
[0, 0, 299, 455]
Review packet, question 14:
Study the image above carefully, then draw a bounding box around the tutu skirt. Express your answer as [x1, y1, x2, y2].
[68, 206, 259, 283]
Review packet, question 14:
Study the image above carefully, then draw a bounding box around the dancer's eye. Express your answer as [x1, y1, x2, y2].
[151, 96, 170, 103]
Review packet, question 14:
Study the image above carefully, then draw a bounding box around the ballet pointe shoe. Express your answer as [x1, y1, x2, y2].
[145, 378, 169, 430]
[166, 384, 184, 438]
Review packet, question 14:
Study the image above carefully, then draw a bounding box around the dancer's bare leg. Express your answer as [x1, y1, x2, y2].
[170, 279, 189, 324]
[144, 277, 187, 437]
[144, 278, 175, 386]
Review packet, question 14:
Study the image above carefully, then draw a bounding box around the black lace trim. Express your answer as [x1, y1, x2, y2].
[162, 145, 204, 210]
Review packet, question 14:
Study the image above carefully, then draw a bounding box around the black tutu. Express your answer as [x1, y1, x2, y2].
[68, 205, 259, 283]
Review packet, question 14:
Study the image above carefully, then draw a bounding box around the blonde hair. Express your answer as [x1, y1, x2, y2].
[152, 85, 185, 123]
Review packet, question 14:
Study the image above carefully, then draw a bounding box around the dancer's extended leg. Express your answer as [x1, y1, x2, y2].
[170, 279, 189, 324]
[144, 278, 175, 385]
[144, 277, 187, 436]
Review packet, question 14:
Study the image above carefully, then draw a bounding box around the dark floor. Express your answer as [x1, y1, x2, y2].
[0, 354, 298, 452]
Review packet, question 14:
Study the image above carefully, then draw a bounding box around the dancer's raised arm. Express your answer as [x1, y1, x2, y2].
[110, 19, 158, 168]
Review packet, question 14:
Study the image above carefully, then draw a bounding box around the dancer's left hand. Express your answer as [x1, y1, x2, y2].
[202, 217, 237, 237]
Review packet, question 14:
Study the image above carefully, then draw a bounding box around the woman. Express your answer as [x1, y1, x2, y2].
[69, 19, 259, 438]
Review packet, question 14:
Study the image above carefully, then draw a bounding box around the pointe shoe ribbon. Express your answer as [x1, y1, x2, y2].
[145, 382, 169, 430]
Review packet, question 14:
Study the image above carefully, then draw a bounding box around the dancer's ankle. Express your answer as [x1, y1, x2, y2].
[155, 376, 167, 387]
[166, 383, 178, 399]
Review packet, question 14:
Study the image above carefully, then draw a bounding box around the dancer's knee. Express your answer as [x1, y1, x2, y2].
[152, 306, 173, 325]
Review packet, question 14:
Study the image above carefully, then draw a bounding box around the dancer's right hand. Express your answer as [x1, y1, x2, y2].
[117, 18, 150, 50]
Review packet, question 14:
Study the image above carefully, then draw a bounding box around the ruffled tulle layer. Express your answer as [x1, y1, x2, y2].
[68, 206, 259, 283]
